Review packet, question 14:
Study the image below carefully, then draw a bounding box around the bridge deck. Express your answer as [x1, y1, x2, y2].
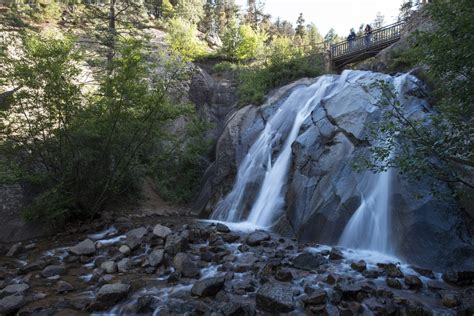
[330, 21, 405, 69]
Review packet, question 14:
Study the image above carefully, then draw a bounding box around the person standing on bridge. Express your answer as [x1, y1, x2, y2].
[347, 28, 356, 51]
[365, 24, 373, 47]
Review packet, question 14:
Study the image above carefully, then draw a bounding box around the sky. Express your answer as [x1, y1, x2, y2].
[235, 0, 405, 36]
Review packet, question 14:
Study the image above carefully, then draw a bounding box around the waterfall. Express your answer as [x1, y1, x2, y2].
[211, 71, 366, 228]
[338, 169, 394, 254]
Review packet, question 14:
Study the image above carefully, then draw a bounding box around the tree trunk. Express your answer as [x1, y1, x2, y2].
[106, 0, 117, 71]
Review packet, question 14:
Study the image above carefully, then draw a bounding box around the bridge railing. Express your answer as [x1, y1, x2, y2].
[330, 21, 405, 60]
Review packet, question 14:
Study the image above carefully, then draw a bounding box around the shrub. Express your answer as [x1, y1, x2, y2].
[221, 22, 266, 62]
[166, 17, 208, 61]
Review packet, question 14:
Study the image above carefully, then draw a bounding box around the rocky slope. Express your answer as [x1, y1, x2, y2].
[0, 216, 473, 315]
[195, 70, 474, 271]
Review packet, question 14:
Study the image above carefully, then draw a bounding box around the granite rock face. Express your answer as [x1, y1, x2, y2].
[196, 70, 474, 270]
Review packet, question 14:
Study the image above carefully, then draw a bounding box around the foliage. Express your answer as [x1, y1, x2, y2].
[174, 0, 205, 25]
[212, 61, 239, 73]
[221, 22, 266, 61]
[0, 33, 201, 224]
[238, 40, 324, 105]
[166, 17, 208, 61]
[153, 117, 211, 203]
[360, 0, 474, 195]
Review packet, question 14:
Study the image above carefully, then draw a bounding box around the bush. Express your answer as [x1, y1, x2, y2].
[211, 61, 238, 73]
[153, 117, 211, 203]
[0, 34, 200, 224]
[238, 39, 324, 105]
[166, 17, 208, 61]
[221, 22, 266, 62]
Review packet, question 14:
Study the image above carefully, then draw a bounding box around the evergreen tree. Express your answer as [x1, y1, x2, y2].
[295, 13, 306, 39]
[373, 11, 385, 28]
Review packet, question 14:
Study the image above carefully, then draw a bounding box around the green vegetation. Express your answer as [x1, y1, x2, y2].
[0, 33, 208, 224]
[362, 0, 474, 196]
[166, 17, 208, 61]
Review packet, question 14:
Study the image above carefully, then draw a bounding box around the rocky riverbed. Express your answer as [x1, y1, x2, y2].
[0, 216, 473, 315]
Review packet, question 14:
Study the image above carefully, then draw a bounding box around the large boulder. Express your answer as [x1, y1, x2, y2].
[92, 283, 130, 311]
[196, 71, 474, 270]
[256, 282, 294, 313]
[0, 295, 24, 315]
[69, 239, 96, 256]
[191, 276, 225, 297]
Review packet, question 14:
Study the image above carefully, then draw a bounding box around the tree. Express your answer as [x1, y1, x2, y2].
[362, 0, 474, 196]
[306, 23, 323, 50]
[166, 17, 208, 61]
[275, 19, 295, 37]
[244, 0, 265, 30]
[324, 28, 338, 43]
[174, 0, 205, 25]
[0, 34, 196, 223]
[295, 13, 306, 39]
[373, 11, 385, 28]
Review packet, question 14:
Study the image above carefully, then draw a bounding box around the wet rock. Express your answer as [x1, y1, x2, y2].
[339, 301, 362, 315]
[337, 284, 365, 301]
[165, 234, 188, 255]
[364, 297, 386, 314]
[411, 266, 435, 279]
[125, 227, 147, 250]
[222, 232, 240, 243]
[56, 280, 74, 293]
[362, 269, 383, 279]
[329, 247, 344, 260]
[0, 295, 24, 315]
[69, 291, 96, 310]
[442, 270, 474, 286]
[191, 276, 225, 297]
[148, 249, 164, 267]
[302, 289, 327, 305]
[200, 251, 214, 262]
[153, 224, 172, 239]
[173, 253, 199, 278]
[386, 277, 402, 289]
[119, 245, 131, 255]
[275, 267, 293, 282]
[0, 283, 29, 298]
[137, 295, 160, 313]
[256, 282, 294, 313]
[93, 283, 130, 310]
[101, 261, 117, 274]
[292, 252, 328, 271]
[246, 231, 270, 246]
[404, 275, 423, 290]
[69, 239, 96, 256]
[41, 265, 66, 278]
[351, 260, 367, 272]
[19, 259, 47, 274]
[383, 263, 403, 278]
[6, 242, 23, 257]
[325, 274, 338, 285]
[117, 258, 132, 273]
[216, 223, 231, 233]
[441, 292, 460, 308]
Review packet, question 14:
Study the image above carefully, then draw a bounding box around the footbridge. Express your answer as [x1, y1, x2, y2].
[329, 21, 405, 70]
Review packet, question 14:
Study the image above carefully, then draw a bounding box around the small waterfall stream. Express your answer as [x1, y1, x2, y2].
[339, 169, 394, 254]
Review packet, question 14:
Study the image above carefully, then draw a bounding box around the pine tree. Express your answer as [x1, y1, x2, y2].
[295, 13, 306, 39]
[373, 11, 385, 28]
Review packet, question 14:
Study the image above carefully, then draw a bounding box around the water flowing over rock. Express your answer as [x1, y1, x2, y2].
[197, 70, 474, 270]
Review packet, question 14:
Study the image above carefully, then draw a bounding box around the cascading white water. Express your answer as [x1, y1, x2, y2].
[211, 71, 367, 228]
[338, 169, 394, 254]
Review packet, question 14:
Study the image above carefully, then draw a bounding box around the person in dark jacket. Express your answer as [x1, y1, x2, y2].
[365, 24, 373, 46]
[347, 28, 356, 50]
